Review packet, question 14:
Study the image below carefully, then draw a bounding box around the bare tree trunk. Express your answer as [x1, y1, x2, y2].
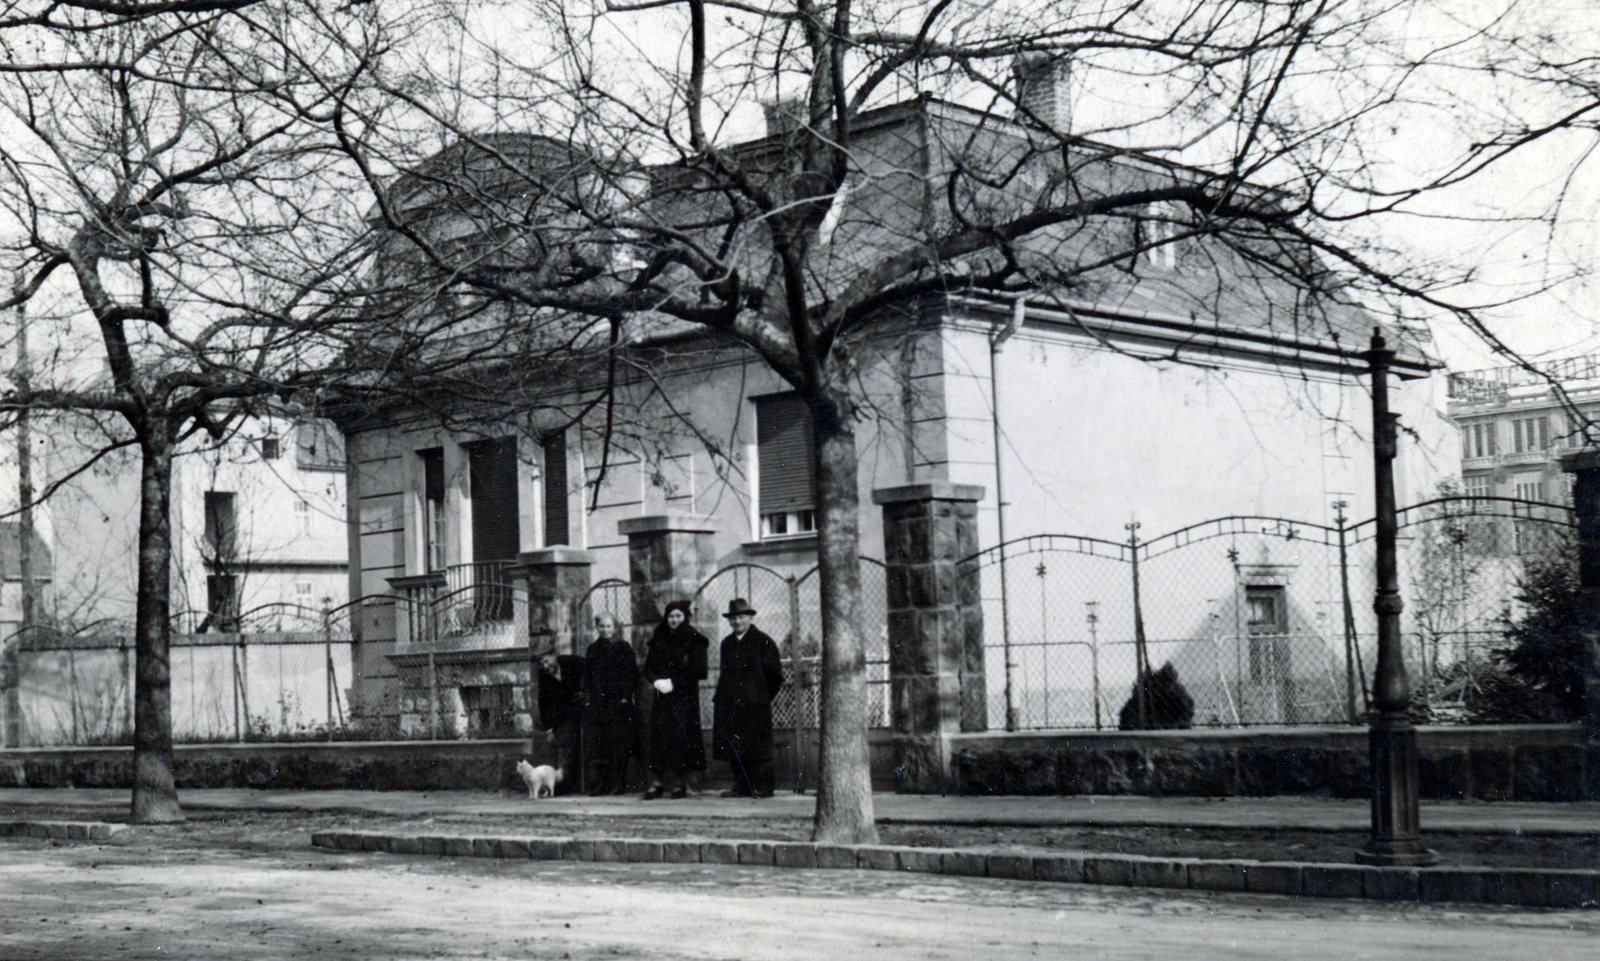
[810, 394, 878, 845]
[132, 427, 183, 823]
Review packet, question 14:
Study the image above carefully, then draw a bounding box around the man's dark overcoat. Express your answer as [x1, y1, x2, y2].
[711, 626, 785, 767]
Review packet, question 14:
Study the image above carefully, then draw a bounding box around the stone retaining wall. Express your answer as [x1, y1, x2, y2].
[949, 725, 1600, 800]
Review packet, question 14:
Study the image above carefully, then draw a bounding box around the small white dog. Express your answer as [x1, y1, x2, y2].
[516, 759, 563, 799]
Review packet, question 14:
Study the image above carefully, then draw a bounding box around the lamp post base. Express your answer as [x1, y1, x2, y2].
[1359, 715, 1438, 866]
[1354, 839, 1438, 867]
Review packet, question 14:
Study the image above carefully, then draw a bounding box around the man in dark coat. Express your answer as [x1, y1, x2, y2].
[581, 614, 638, 795]
[536, 649, 584, 791]
[711, 598, 785, 798]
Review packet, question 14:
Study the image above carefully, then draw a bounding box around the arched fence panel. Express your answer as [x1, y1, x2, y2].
[969, 498, 1577, 732]
[692, 563, 799, 732]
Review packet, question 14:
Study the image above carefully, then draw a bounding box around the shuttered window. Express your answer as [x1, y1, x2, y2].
[467, 436, 519, 562]
[541, 431, 568, 547]
[419, 448, 445, 572]
[756, 393, 817, 535]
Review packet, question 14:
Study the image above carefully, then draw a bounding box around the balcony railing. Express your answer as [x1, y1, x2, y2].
[394, 561, 522, 648]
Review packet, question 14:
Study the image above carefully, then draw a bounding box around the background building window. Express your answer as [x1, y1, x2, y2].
[1464, 475, 1491, 498]
[205, 574, 238, 632]
[1512, 416, 1549, 453]
[203, 491, 237, 557]
[755, 393, 818, 538]
[261, 436, 280, 460]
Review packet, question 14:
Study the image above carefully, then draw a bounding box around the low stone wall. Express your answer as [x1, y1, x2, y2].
[0, 740, 535, 793]
[6, 725, 1595, 799]
[949, 725, 1600, 801]
[0, 728, 896, 794]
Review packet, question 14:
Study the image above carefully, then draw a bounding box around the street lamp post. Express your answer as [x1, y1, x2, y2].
[1357, 329, 1437, 866]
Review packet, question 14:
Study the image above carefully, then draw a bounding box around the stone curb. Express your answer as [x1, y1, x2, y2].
[308, 830, 1600, 909]
[0, 820, 127, 841]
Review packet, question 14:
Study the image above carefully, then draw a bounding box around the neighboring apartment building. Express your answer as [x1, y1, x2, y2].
[1448, 355, 1599, 508]
[170, 415, 350, 631]
[337, 92, 1449, 738]
[0, 411, 348, 638]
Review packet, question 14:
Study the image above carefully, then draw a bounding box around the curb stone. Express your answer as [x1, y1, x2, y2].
[304, 830, 1600, 909]
[0, 820, 127, 841]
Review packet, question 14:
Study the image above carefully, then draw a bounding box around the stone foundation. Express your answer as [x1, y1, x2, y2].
[950, 725, 1599, 801]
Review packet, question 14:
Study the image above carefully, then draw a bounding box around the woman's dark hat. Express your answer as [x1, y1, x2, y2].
[723, 598, 757, 618]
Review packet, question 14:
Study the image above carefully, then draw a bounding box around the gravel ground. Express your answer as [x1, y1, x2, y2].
[19, 806, 1598, 870]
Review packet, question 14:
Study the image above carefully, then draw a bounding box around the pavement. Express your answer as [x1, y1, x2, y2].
[5, 787, 1599, 908]
[3, 786, 1599, 837]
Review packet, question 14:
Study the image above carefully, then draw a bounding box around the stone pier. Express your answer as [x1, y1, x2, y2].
[874, 482, 986, 793]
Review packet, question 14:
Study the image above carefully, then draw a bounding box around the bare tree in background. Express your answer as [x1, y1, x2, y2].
[0, 4, 402, 821]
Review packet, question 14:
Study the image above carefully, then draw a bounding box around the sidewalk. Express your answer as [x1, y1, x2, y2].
[5, 787, 1599, 908]
[3, 786, 1598, 836]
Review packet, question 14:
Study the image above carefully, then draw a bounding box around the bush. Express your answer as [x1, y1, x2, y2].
[1117, 662, 1194, 730]
[1474, 545, 1595, 724]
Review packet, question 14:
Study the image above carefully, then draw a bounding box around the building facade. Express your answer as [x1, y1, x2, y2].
[337, 98, 1451, 750]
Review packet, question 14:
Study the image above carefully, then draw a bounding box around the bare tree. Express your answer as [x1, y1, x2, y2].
[0, 5, 400, 821]
[311, 0, 1600, 842]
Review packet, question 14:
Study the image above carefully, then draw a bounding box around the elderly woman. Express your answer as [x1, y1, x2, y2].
[641, 600, 709, 800]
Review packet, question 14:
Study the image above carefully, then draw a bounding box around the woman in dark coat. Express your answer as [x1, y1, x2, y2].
[641, 599, 709, 799]
[711, 598, 785, 798]
[581, 614, 638, 795]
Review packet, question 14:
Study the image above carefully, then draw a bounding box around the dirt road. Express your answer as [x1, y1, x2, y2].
[3, 816, 1598, 960]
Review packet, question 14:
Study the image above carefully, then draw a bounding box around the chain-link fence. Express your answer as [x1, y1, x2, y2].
[690, 557, 888, 732]
[13, 498, 1565, 746]
[974, 497, 1575, 731]
[7, 602, 359, 747]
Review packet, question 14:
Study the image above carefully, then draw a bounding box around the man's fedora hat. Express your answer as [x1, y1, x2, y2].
[723, 598, 758, 618]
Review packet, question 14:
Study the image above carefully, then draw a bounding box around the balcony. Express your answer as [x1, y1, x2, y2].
[389, 561, 526, 652]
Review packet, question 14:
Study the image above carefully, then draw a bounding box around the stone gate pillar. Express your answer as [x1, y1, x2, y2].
[512, 547, 593, 761]
[619, 514, 718, 638]
[874, 482, 986, 793]
[1558, 452, 1600, 753]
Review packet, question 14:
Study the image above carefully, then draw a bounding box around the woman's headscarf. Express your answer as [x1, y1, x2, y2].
[660, 599, 694, 625]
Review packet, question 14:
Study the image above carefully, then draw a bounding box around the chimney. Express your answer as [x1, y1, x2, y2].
[1013, 55, 1070, 132]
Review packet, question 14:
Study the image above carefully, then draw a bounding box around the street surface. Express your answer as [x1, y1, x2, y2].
[3, 829, 1597, 960]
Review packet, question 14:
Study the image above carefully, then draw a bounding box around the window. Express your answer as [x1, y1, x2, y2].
[294, 498, 311, 533]
[541, 431, 568, 547]
[1463, 475, 1491, 498]
[205, 574, 238, 632]
[466, 437, 518, 621]
[1244, 586, 1287, 684]
[419, 448, 445, 572]
[261, 436, 280, 460]
[1140, 202, 1181, 270]
[1513, 416, 1550, 453]
[294, 581, 313, 598]
[203, 491, 237, 557]
[460, 684, 517, 737]
[755, 393, 818, 538]
[1466, 422, 1497, 459]
[1514, 474, 1543, 503]
[466, 437, 519, 562]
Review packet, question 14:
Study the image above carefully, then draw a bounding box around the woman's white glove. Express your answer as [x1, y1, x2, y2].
[653, 678, 674, 694]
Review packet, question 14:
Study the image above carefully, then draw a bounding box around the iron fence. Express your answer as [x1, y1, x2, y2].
[8, 601, 364, 747]
[8, 497, 1571, 746]
[973, 497, 1575, 731]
